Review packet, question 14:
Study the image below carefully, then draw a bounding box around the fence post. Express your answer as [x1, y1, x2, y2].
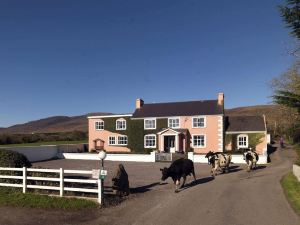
[98, 178, 102, 204]
[22, 167, 27, 193]
[60, 168, 64, 197]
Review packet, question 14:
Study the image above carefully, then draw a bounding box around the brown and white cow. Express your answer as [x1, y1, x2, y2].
[205, 151, 232, 177]
[243, 149, 259, 172]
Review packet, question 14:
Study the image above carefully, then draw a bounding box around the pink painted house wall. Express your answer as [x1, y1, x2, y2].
[180, 115, 222, 154]
[88, 118, 131, 152]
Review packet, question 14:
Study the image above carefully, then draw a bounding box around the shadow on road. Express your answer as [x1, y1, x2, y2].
[178, 176, 214, 192]
[228, 165, 243, 173]
[254, 165, 267, 170]
[130, 182, 162, 194]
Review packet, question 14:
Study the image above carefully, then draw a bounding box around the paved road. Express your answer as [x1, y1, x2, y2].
[86, 145, 300, 225]
[1, 145, 299, 225]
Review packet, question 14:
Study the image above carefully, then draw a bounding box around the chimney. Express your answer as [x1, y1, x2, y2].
[136, 98, 144, 109]
[218, 92, 224, 106]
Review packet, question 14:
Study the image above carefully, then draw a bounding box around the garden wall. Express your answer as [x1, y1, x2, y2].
[0, 144, 87, 162]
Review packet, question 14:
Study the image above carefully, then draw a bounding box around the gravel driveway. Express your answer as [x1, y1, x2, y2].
[1, 145, 299, 225]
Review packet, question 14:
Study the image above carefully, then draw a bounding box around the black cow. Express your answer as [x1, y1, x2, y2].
[160, 158, 196, 193]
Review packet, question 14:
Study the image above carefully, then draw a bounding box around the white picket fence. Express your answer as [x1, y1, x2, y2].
[0, 167, 103, 204]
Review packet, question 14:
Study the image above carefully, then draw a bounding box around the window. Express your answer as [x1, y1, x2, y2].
[144, 134, 156, 148]
[192, 116, 206, 128]
[237, 134, 248, 148]
[144, 118, 156, 129]
[118, 135, 128, 145]
[116, 118, 126, 130]
[95, 120, 104, 130]
[192, 135, 205, 148]
[168, 117, 180, 128]
[108, 136, 116, 145]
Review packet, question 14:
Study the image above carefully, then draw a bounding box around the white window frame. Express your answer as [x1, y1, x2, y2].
[95, 120, 104, 130]
[117, 135, 128, 146]
[144, 134, 156, 148]
[168, 117, 180, 128]
[192, 134, 206, 148]
[192, 116, 206, 128]
[116, 118, 126, 130]
[237, 134, 248, 148]
[144, 118, 156, 130]
[108, 136, 116, 145]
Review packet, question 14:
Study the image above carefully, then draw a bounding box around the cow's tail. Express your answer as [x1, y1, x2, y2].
[255, 153, 259, 161]
[191, 163, 196, 181]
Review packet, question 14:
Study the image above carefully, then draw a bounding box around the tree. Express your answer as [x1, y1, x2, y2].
[279, 0, 300, 40]
[279, 0, 300, 56]
[271, 64, 300, 112]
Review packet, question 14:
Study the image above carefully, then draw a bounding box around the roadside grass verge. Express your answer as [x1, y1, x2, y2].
[0, 140, 88, 148]
[0, 187, 98, 210]
[281, 172, 300, 215]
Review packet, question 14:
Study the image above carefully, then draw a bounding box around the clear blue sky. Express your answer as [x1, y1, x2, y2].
[0, 0, 295, 127]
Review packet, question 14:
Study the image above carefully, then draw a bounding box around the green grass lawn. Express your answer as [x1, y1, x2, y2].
[0, 140, 88, 148]
[281, 172, 300, 215]
[0, 187, 98, 210]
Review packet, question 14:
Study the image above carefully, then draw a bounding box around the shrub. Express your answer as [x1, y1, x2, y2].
[0, 149, 31, 184]
[0, 149, 31, 168]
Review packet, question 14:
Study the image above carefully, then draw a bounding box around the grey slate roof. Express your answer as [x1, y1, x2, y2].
[225, 116, 266, 132]
[132, 100, 223, 118]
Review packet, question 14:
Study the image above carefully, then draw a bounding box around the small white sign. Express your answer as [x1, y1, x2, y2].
[100, 170, 107, 176]
[92, 169, 100, 179]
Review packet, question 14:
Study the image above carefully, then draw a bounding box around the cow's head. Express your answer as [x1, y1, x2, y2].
[242, 149, 250, 160]
[205, 151, 215, 165]
[160, 167, 169, 181]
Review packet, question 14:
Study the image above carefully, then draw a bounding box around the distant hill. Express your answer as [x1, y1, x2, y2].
[0, 113, 112, 134]
[0, 105, 280, 134]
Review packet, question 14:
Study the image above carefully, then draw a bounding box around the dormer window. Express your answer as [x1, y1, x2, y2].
[95, 120, 104, 130]
[168, 117, 180, 128]
[116, 118, 126, 130]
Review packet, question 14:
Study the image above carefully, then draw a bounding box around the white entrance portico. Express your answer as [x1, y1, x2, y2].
[157, 128, 187, 153]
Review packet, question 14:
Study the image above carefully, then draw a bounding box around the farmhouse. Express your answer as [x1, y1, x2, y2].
[88, 93, 268, 155]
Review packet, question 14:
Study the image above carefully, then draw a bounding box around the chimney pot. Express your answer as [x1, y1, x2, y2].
[218, 93, 224, 106]
[136, 98, 144, 109]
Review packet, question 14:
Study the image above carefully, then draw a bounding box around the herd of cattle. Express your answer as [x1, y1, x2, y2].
[160, 149, 259, 192]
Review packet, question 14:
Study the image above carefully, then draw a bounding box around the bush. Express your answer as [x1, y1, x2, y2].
[0, 149, 31, 168]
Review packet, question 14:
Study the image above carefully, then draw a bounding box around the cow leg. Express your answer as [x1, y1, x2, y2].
[181, 176, 186, 188]
[247, 160, 252, 172]
[250, 161, 253, 171]
[211, 167, 215, 178]
[214, 164, 219, 176]
[254, 162, 257, 169]
[192, 169, 196, 182]
[225, 165, 229, 173]
[175, 179, 180, 193]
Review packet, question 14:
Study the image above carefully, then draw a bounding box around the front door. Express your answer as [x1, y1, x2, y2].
[164, 136, 175, 153]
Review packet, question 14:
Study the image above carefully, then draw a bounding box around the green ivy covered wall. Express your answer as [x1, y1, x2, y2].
[225, 133, 264, 152]
[102, 117, 168, 153]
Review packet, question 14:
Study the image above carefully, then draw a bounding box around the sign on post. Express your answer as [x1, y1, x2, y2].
[100, 170, 107, 179]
